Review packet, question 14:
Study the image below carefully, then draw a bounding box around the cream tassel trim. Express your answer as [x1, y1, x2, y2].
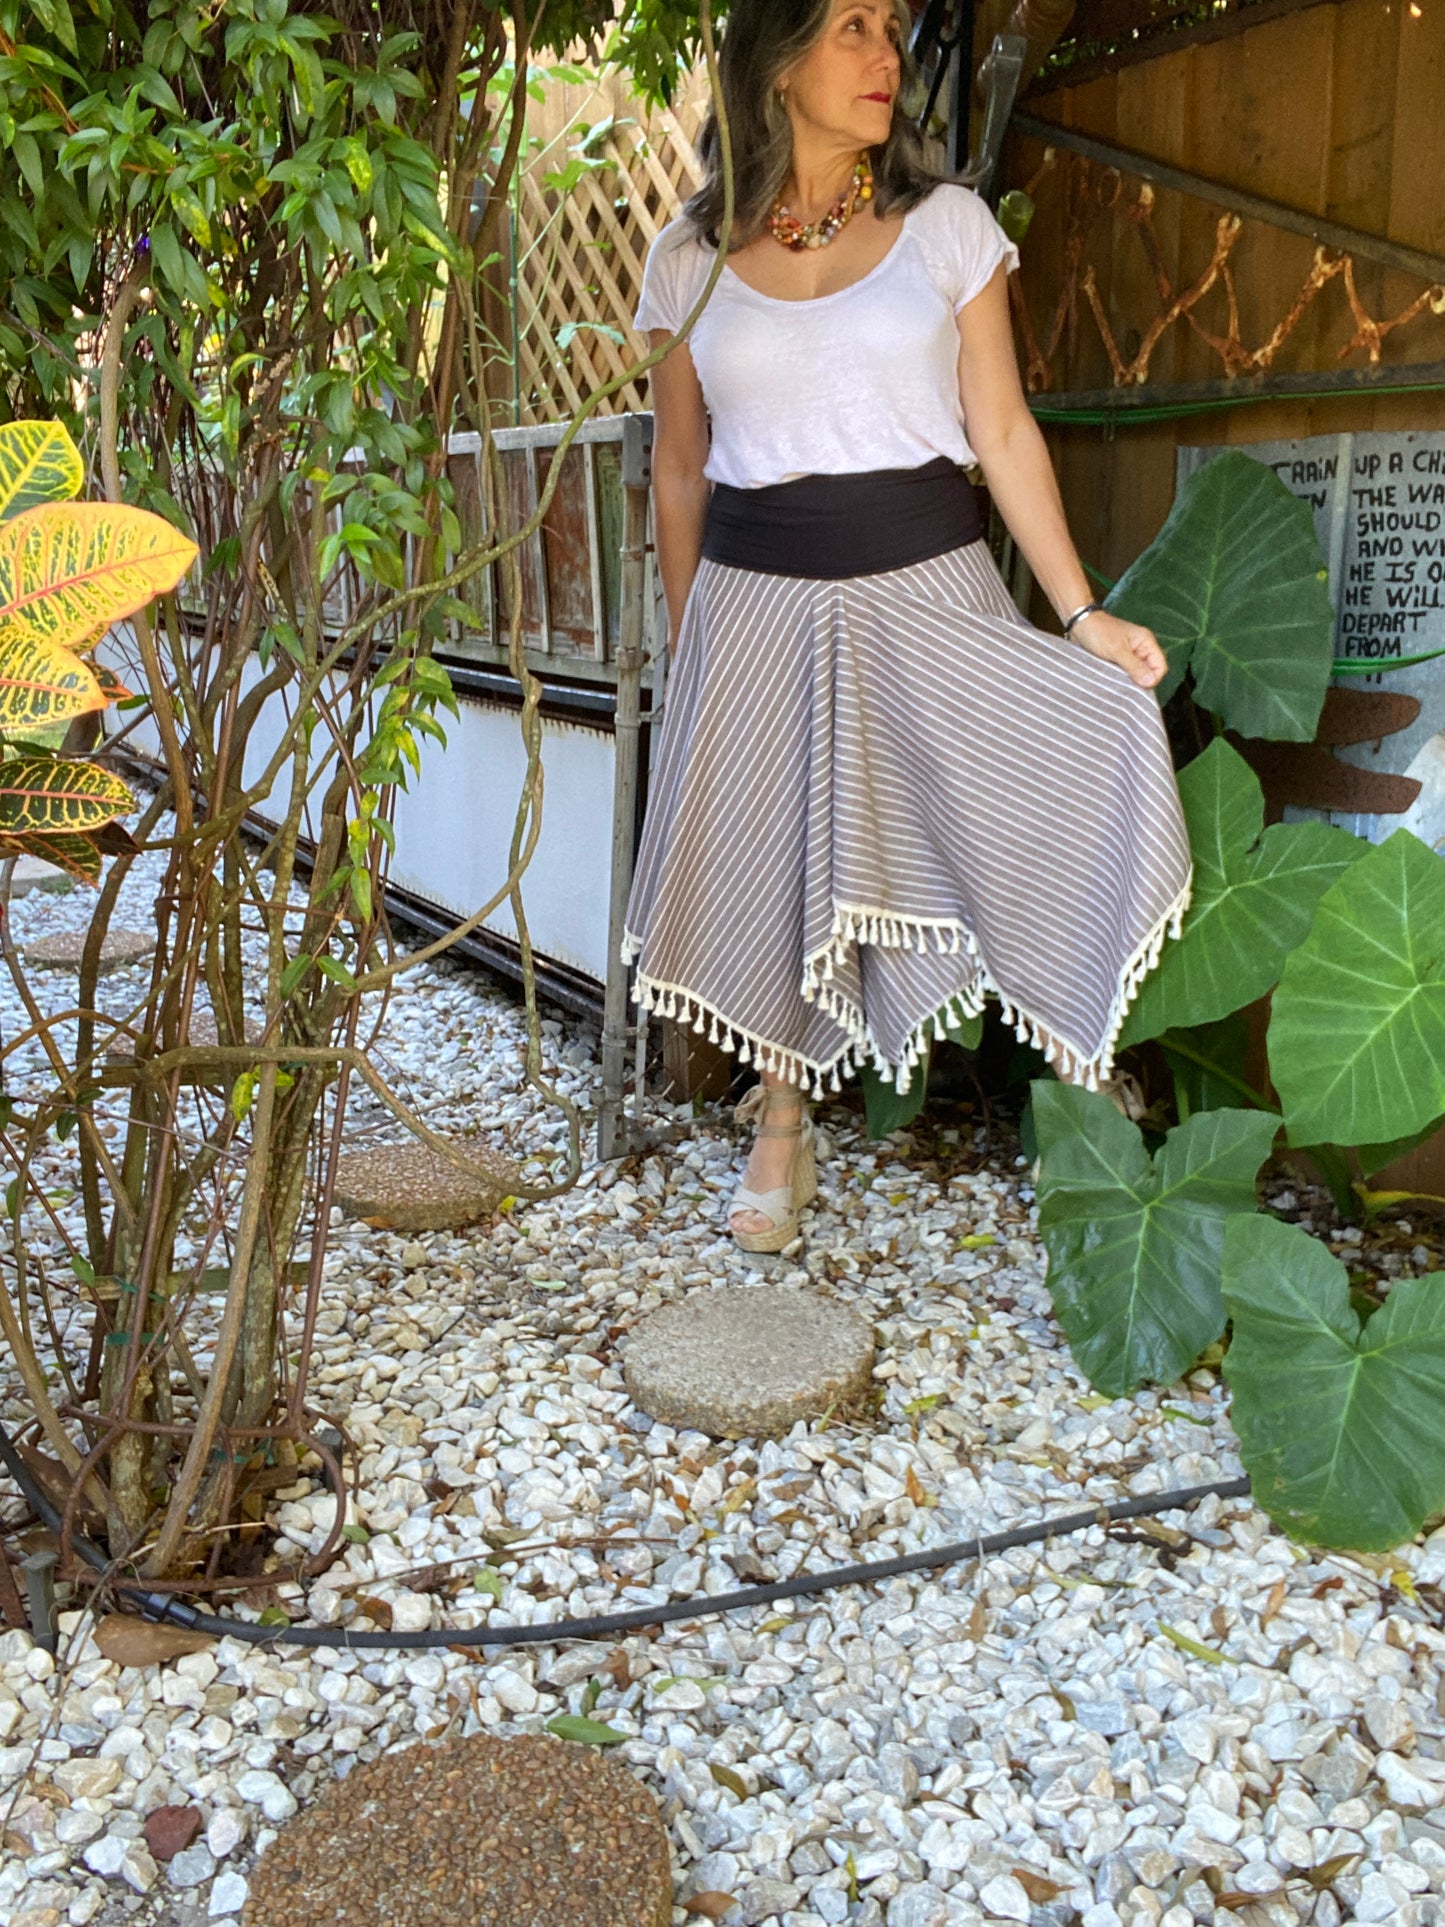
[801, 902, 996, 1001]
[630, 971, 862, 1101]
[798, 869, 1194, 1098]
[629, 866, 1192, 1104]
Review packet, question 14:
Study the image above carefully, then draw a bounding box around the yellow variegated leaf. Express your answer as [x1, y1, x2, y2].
[0, 754, 133, 835]
[0, 503, 198, 654]
[0, 421, 84, 523]
[89, 662, 135, 702]
[0, 632, 107, 734]
[0, 829, 103, 886]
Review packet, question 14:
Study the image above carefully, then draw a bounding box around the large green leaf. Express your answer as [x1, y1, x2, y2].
[0, 754, 133, 835]
[1157, 1012, 1258, 1117]
[1222, 1212, 1445, 1551]
[1354, 1115, 1445, 1179]
[0, 421, 83, 522]
[1118, 740, 1362, 1047]
[1033, 1080, 1280, 1396]
[1269, 829, 1445, 1148]
[1109, 449, 1335, 741]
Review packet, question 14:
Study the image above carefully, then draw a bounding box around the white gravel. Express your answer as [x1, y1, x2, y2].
[2, 834, 1444, 1927]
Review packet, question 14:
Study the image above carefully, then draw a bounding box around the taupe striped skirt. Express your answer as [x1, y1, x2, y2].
[622, 539, 1193, 1101]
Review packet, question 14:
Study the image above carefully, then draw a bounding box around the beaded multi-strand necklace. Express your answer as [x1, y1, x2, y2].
[767, 154, 874, 251]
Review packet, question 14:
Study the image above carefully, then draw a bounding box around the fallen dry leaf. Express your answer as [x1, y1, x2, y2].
[905, 1465, 927, 1506]
[356, 1595, 394, 1630]
[722, 1549, 773, 1584]
[686, 1893, 739, 1921]
[1012, 1867, 1066, 1902]
[1259, 1577, 1287, 1626]
[966, 1598, 988, 1640]
[408, 1563, 458, 1595]
[94, 1616, 216, 1668]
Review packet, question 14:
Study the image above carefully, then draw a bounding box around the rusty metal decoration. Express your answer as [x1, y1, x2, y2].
[1008, 145, 1445, 394]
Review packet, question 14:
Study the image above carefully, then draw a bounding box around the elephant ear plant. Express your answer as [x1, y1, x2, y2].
[1031, 448, 1445, 1555]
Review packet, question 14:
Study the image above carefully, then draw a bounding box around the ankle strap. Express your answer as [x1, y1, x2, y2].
[736, 1083, 808, 1129]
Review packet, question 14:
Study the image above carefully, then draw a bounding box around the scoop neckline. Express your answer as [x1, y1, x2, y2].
[718, 205, 915, 307]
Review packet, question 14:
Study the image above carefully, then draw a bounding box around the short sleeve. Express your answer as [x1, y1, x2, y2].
[633, 219, 707, 335]
[929, 183, 1021, 312]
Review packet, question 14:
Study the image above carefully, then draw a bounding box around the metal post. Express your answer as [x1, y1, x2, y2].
[948, 0, 975, 177]
[597, 415, 653, 1161]
[21, 1546, 59, 1652]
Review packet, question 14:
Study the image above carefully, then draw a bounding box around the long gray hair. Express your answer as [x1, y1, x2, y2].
[685, 0, 942, 249]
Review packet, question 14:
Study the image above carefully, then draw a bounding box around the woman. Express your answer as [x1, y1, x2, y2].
[621, 0, 1193, 1253]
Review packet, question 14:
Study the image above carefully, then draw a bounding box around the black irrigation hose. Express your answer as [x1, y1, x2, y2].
[0, 1417, 1251, 1652]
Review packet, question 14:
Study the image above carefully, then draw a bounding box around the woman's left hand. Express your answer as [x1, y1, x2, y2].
[1070, 609, 1168, 690]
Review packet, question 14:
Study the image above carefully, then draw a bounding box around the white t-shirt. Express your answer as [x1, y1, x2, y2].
[633, 181, 1020, 489]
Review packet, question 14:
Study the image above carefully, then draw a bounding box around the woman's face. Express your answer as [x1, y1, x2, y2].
[780, 0, 904, 153]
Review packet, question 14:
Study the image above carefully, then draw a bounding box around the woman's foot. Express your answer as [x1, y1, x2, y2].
[728, 1081, 817, 1250]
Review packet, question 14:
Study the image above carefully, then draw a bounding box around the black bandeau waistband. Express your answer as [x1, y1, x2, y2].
[700, 455, 983, 579]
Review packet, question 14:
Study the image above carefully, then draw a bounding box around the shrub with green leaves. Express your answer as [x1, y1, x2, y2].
[0, 1, 713, 1581]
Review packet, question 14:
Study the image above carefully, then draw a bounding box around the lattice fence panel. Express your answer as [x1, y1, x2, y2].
[510, 68, 709, 425]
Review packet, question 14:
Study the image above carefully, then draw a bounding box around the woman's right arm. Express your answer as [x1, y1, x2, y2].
[647, 329, 711, 657]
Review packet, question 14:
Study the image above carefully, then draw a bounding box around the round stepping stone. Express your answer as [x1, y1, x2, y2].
[624, 1283, 876, 1438]
[6, 854, 68, 898]
[24, 927, 152, 974]
[105, 1008, 262, 1067]
[333, 1137, 520, 1231]
[243, 1733, 672, 1927]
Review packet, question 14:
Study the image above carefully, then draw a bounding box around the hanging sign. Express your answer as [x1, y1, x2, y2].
[1177, 430, 1445, 852]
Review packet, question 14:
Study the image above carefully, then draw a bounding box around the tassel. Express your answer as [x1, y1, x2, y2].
[693, 1008, 706, 1034]
[830, 1066, 842, 1092]
[708, 1014, 720, 1043]
[738, 1038, 752, 1065]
